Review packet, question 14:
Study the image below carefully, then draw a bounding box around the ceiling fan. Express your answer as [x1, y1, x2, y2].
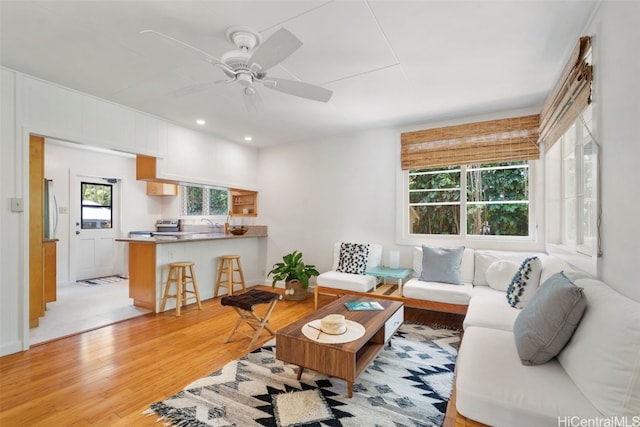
[140, 26, 333, 111]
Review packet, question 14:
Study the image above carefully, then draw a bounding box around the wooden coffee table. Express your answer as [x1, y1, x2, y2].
[276, 294, 404, 397]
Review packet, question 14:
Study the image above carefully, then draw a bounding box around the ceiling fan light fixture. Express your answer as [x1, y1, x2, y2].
[226, 26, 262, 51]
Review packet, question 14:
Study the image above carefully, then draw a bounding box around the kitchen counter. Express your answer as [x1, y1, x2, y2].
[117, 225, 267, 312]
[115, 225, 267, 244]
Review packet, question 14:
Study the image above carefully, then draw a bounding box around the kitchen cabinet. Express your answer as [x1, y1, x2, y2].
[230, 189, 258, 216]
[43, 240, 57, 302]
[146, 182, 177, 196]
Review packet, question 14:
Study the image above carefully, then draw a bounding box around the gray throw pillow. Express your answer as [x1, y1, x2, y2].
[513, 272, 587, 365]
[419, 246, 465, 285]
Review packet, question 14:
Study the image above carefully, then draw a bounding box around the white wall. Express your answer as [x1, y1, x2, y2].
[258, 2, 640, 303]
[44, 139, 162, 283]
[587, 1, 640, 301]
[257, 109, 545, 282]
[0, 69, 259, 356]
[258, 128, 399, 276]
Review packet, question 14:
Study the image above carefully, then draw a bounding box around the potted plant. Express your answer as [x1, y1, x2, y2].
[268, 250, 319, 301]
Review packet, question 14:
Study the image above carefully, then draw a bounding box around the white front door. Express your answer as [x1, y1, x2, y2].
[72, 176, 121, 281]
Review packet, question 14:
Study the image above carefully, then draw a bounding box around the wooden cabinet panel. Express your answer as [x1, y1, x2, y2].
[29, 135, 45, 328]
[43, 241, 57, 303]
[128, 243, 156, 310]
[146, 182, 177, 196]
[230, 189, 258, 217]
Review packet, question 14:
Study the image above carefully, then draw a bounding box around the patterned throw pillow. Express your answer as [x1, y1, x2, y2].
[336, 243, 370, 275]
[506, 256, 542, 308]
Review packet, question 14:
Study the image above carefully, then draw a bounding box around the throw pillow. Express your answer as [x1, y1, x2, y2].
[513, 272, 587, 365]
[485, 260, 520, 292]
[419, 246, 465, 285]
[336, 243, 370, 275]
[506, 256, 542, 308]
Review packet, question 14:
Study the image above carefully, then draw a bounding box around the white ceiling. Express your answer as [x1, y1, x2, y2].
[0, 0, 598, 148]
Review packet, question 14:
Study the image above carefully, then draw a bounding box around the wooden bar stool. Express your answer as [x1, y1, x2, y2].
[214, 255, 246, 297]
[160, 261, 202, 316]
[221, 289, 282, 350]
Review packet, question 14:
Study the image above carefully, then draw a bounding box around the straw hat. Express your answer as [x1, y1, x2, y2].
[320, 314, 347, 334]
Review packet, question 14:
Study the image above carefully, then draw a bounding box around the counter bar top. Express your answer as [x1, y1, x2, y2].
[116, 225, 267, 244]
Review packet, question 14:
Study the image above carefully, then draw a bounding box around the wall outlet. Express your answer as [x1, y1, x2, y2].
[10, 198, 24, 212]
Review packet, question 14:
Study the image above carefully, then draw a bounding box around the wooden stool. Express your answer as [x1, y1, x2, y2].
[160, 261, 202, 316]
[214, 255, 246, 297]
[221, 289, 282, 350]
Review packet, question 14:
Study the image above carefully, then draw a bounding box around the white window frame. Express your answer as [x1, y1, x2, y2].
[560, 105, 597, 257]
[180, 185, 229, 217]
[397, 160, 541, 251]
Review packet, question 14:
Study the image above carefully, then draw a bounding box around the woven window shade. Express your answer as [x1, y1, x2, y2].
[539, 36, 592, 151]
[401, 114, 540, 170]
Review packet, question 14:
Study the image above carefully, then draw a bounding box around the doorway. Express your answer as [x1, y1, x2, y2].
[28, 137, 147, 344]
[71, 176, 121, 281]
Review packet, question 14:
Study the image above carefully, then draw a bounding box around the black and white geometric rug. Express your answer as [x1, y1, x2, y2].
[145, 323, 459, 427]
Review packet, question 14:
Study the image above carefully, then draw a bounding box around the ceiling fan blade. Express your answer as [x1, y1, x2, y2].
[263, 77, 333, 102]
[249, 28, 302, 73]
[243, 87, 264, 114]
[140, 30, 233, 73]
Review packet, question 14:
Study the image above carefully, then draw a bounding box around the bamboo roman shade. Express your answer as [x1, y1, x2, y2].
[401, 114, 540, 170]
[539, 36, 592, 151]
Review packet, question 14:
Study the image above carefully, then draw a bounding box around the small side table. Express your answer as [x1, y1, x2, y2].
[364, 266, 413, 296]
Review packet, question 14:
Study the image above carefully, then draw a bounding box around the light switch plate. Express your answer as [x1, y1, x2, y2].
[10, 198, 24, 212]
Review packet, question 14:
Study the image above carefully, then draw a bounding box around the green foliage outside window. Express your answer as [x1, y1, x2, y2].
[409, 162, 529, 236]
[182, 185, 228, 216]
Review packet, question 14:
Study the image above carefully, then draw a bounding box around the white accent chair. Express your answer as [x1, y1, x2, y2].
[314, 243, 383, 309]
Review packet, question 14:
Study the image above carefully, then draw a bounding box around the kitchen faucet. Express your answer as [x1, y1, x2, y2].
[201, 218, 214, 228]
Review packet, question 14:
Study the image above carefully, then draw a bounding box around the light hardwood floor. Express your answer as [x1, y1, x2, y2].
[0, 286, 463, 426]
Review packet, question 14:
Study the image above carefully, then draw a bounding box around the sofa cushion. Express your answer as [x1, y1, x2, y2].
[412, 246, 475, 283]
[485, 260, 519, 292]
[336, 242, 369, 274]
[403, 279, 473, 305]
[419, 246, 465, 285]
[473, 250, 537, 286]
[506, 256, 542, 308]
[456, 326, 601, 427]
[316, 270, 377, 293]
[539, 255, 572, 284]
[557, 278, 640, 416]
[464, 294, 520, 331]
[513, 272, 586, 365]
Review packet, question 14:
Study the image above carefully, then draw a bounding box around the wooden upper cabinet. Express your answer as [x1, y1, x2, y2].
[146, 182, 178, 196]
[136, 155, 178, 196]
[230, 189, 258, 217]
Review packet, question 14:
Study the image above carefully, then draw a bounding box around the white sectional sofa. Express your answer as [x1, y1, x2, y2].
[314, 244, 640, 424]
[400, 246, 640, 426]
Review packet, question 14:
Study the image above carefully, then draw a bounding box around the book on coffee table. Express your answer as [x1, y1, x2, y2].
[344, 301, 384, 311]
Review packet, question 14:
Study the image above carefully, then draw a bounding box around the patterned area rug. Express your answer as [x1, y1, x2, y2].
[145, 323, 460, 426]
[76, 275, 128, 286]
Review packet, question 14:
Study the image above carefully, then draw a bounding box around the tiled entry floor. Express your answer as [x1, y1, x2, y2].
[30, 280, 152, 345]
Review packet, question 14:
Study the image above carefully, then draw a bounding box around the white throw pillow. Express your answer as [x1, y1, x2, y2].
[485, 260, 519, 292]
[506, 256, 542, 308]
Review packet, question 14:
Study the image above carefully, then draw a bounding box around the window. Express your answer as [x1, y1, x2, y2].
[560, 104, 596, 255]
[181, 185, 228, 216]
[408, 161, 531, 237]
[81, 182, 112, 229]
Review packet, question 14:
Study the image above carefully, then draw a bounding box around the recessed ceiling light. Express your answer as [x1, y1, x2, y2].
[244, 136, 253, 142]
[196, 119, 206, 125]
